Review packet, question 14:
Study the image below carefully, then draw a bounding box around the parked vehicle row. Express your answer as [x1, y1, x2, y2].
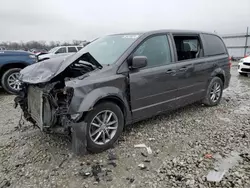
[15, 29, 231, 153]
[37, 45, 83, 62]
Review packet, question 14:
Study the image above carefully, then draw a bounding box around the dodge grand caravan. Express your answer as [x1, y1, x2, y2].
[15, 30, 231, 153]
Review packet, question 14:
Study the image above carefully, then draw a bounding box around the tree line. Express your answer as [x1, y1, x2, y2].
[0, 40, 89, 51]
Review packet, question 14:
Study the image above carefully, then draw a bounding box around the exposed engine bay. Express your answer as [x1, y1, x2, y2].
[15, 53, 101, 134]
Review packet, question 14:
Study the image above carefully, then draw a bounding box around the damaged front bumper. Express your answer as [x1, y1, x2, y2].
[15, 83, 75, 134]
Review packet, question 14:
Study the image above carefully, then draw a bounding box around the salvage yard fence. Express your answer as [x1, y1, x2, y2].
[221, 27, 250, 59]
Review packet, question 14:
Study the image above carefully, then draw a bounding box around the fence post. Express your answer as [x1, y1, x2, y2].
[244, 27, 249, 56]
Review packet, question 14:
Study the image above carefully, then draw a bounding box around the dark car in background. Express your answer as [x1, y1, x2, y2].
[0, 50, 37, 94]
[15, 30, 231, 153]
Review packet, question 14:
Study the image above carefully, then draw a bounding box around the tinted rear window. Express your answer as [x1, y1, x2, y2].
[203, 34, 227, 56]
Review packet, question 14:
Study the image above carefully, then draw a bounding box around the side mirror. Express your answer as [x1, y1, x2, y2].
[131, 56, 147, 69]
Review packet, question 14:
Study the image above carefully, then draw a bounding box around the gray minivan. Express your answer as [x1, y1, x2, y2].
[15, 30, 231, 153]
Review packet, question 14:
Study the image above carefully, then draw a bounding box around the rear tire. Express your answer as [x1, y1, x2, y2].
[1, 68, 22, 94]
[202, 77, 223, 106]
[84, 102, 124, 153]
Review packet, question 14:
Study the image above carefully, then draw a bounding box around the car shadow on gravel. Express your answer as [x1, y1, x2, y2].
[0, 88, 8, 96]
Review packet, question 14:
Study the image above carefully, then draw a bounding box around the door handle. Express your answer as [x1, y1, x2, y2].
[166, 69, 176, 75]
[179, 67, 188, 72]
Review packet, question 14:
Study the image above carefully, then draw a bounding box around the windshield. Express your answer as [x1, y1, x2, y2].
[77, 34, 141, 65]
[49, 47, 60, 53]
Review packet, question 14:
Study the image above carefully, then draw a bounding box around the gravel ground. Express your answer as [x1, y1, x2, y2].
[1, 65, 250, 188]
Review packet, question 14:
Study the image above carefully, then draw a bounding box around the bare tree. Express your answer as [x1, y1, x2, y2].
[0, 40, 87, 51]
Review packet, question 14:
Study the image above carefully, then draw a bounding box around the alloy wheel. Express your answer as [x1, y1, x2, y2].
[7, 72, 21, 91]
[210, 82, 221, 103]
[89, 110, 118, 145]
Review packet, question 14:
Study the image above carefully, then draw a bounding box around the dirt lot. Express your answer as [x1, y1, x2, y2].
[0, 65, 250, 188]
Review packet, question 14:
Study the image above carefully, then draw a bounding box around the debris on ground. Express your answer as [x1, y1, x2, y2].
[79, 170, 91, 179]
[207, 170, 227, 182]
[148, 138, 155, 141]
[239, 153, 250, 162]
[204, 154, 213, 159]
[134, 144, 152, 155]
[108, 151, 117, 161]
[126, 177, 135, 183]
[138, 163, 147, 170]
[91, 164, 102, 182]
[107, 161, 117, 167]
[206, 151, 242, 182]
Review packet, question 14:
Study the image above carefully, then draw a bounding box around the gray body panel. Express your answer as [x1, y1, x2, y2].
[19, 29, 231, 127]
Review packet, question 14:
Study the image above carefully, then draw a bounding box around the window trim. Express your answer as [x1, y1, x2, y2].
[170, 33, 205, 63]
[128, 33, 174, 70]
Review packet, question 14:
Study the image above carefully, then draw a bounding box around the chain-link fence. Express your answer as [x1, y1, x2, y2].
[222, 27, 249, 60]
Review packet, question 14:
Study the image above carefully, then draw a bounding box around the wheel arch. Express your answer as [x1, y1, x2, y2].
[69, 86, 132, 124]
[210, 68, 225, 85]
[0, 62, 28, 80]
[94, 96, 127, 118]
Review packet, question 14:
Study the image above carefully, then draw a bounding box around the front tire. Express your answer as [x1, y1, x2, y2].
[202, 77, 223, 106]
[1, 68, 22, 94]
[84, 102, 124, 153]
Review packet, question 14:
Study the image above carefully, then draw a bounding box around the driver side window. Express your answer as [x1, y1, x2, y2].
[55, 47, 66, 54]
[134, 35, 172, 68]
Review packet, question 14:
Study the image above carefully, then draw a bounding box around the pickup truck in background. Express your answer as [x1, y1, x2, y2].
[0, 50, 37, 94]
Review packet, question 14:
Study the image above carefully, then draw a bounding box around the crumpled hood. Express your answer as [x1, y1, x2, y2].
[20, 52, 102, 84]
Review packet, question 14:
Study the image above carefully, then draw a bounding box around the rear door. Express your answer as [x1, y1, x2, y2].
[171, 34, 207, 105]
[129, 34, 178, 121]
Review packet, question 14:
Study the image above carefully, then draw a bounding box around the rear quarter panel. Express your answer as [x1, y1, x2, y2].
[200, 34, 230, 88]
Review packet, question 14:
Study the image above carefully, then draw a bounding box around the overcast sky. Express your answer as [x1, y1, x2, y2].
[0, 0, 249, 42]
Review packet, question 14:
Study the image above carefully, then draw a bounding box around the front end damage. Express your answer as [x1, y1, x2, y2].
[14, 53, 102, 135]
[15, 83, 74, 134]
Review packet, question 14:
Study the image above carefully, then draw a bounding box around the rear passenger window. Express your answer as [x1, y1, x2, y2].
[202, 34, 227, 56]
[134, 35, 172, 68]
[68, 47, 77, 52]
[173, 35, 203, 61]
